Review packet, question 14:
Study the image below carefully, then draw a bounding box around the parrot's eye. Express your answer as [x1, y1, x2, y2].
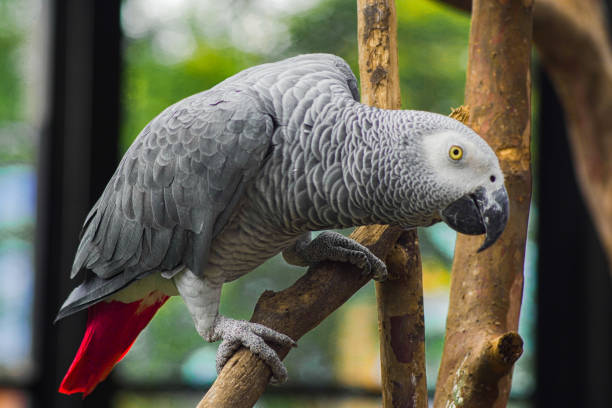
[449, 145, 463, 161]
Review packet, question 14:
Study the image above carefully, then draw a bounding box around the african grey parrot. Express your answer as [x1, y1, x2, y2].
[56, 53, 509, 395]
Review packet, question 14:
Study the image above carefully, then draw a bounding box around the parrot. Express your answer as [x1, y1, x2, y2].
[55, 53, 509, 396]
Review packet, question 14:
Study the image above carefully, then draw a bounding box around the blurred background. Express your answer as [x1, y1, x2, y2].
[0, 0, 609, 407]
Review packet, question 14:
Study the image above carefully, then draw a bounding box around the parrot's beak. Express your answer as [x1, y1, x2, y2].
[441, 185, 509, 252]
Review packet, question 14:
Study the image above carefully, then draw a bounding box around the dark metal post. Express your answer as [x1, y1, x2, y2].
[33, 1, 121, 407]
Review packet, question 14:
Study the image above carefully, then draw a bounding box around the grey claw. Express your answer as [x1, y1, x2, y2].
[354, 249, 387, 281]
[215, 339, 242, 373]
[371, 261, 388, 282]
[213, 317, 294, 383]
[248, 322, 297, 348]
[294, 231, 387, 282]
[268, 364, 288, 385]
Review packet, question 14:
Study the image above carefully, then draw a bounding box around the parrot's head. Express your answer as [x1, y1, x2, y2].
[414, 117, 509, 252]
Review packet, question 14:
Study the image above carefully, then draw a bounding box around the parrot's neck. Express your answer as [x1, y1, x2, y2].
[336, 101, 441, 229]
[246, 97, 436, 234]
[338, 102, 417, 226]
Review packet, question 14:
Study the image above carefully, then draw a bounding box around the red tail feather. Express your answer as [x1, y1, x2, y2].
[59, 291, 169, 396]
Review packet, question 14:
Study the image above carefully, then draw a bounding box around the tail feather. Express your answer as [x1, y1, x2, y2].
[59, 291, 169, 396]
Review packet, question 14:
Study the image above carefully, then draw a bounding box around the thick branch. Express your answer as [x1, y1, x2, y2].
[357, 1, 428, 407]
[197, 225, 403, 408]
[434, 1, 532, 407]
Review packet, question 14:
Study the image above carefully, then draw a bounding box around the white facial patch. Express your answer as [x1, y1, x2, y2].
[421, 129, 503, 198]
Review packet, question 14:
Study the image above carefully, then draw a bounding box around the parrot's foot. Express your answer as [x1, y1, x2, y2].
[289, 231, 388, 281]
[211, 316, 296, 384]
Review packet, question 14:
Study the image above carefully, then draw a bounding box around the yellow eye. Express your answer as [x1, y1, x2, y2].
[449, 145, 463, 160]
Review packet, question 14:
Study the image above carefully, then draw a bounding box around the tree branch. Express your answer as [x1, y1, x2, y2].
[374, 231, 427, 407]
[356, 0, 428, 406]
[197, 225, 403, 408]
[356, 0, 401, 109]
[433, 1, 532, 407]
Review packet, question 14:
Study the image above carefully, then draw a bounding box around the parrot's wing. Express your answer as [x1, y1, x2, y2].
[59, 88, 274, 316]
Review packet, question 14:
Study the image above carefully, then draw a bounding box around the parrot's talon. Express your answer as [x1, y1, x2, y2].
[371, 263, 388, 282]
[289, 231, 388, 282]
[212, 317, 294, 384]
[354, 250, 387, 281]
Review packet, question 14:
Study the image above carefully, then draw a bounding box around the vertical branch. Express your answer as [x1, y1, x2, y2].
[357, 0, 401, 108]
[376, 232, 428, 408]
[434, 1, 532, 407]
[357, 1, 428, 407]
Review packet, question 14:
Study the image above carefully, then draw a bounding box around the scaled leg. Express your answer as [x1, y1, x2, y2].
[173, 269, 296, 383]
[282, 231, 388, 281]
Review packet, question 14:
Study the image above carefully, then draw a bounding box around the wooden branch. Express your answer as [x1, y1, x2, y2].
[375, 231, 427, 408]
[197, 225, 403, 407]
[433, 1, 532, 407]
[356, 1, 427, 407]
[357, 0, 401, 108]
[440, 332, 523, 405]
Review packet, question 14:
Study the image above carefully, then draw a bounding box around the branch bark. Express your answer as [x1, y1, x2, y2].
[356, 0, 427, 406]
[375, 232, 427, 408]
[357, 0, 401, 108]
[197, 225, 403, 407]
[433, 1, 532, 407]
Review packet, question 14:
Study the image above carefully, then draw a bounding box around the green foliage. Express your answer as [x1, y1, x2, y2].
[284, 0, 359, 68]
[395, 0, 470, 112]
[118, 297, 204, 382]
[285, 0, 469, 113]
[0, 0, 25, 123]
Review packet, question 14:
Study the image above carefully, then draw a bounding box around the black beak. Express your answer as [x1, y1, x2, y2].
[441, 185, 509, 252]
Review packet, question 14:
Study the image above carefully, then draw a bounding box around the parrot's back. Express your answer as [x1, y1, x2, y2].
[57, 54, 361, 320]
